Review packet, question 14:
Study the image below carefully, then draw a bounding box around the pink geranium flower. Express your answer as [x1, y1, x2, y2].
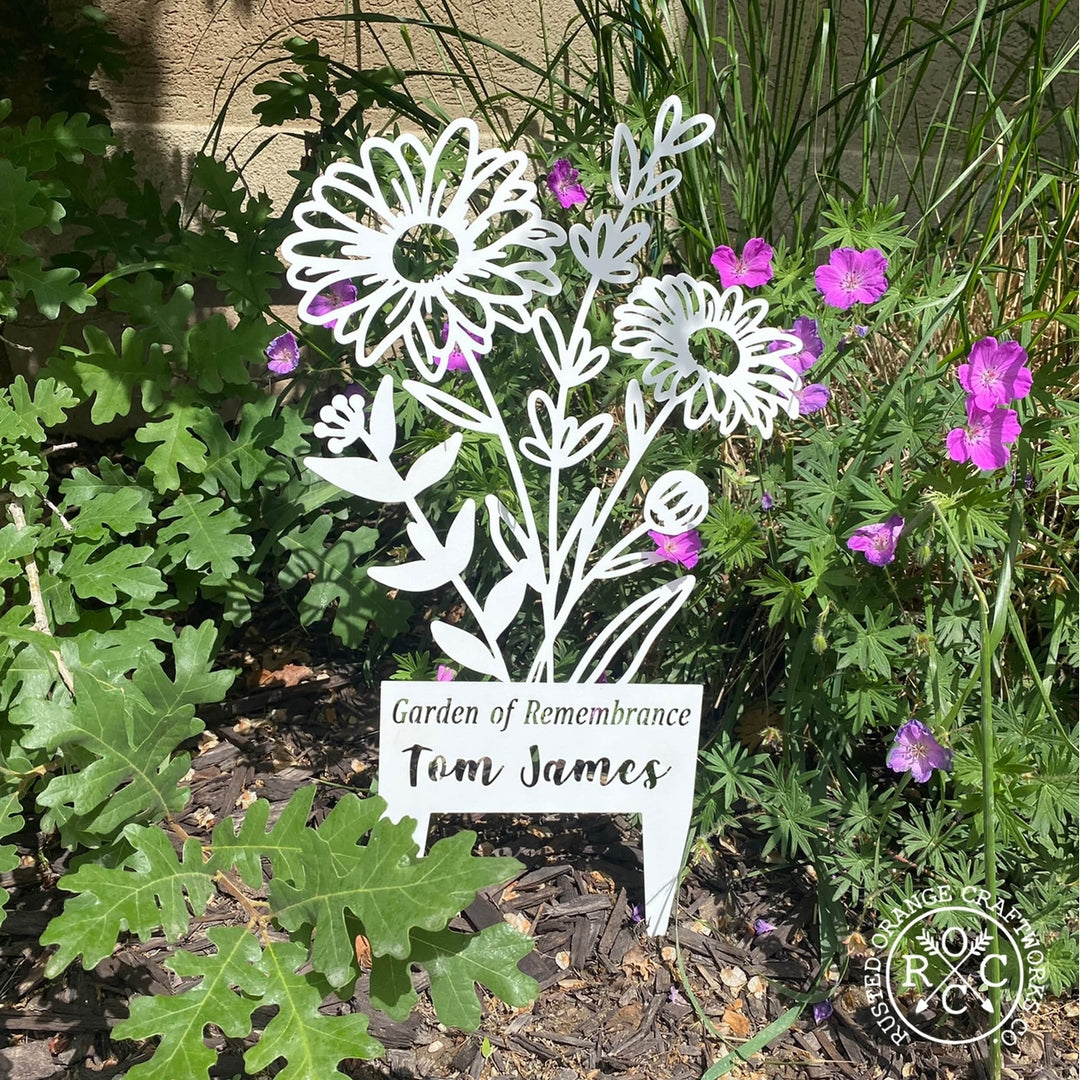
[647, 528, 702, 570]
[957, 337, 1032, 410]
[437, 665, 457, 682]
[815, 248, 888, 309]
[946, 402, 1021, 471]
[265, 331, 300, 374]
[308, 280, 358, 329]
[886, 719, 953, 783]
[547, 159, 587, 209]
[769, 315, 823, 374]
[710, 238, 774, 289]
[795, 384, 830, 415]
[433, 322, 482, 373]
[846, 514, 904, 566]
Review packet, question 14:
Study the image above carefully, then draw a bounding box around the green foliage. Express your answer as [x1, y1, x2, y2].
[50, 790, 534, 1075]
[0, 19, 534, 1075]
[278, 517, 412, 646]
[14, 624, 228, 845]
[117, 929, 384, 1079]
[269, 794, 520, 982]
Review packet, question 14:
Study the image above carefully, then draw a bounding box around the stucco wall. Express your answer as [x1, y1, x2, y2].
[92, 0, 589, 210]
[90, 0, 1075, 219]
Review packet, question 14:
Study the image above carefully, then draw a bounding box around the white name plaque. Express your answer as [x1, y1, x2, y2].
[379, 681, 703, 936]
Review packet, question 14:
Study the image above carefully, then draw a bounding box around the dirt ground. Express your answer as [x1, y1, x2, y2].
[0, 645, 1076, 1080]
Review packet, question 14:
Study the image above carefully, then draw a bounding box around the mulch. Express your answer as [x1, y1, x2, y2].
[0, 654, 1075, 1080]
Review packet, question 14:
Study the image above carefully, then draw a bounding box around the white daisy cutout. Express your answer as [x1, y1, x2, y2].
[282, 119, 566, 381]
[612, 274, 803, 438]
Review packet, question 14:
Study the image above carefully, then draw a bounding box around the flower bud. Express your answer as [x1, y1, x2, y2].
[643, 470, 709, 532]
[812, 630, 828, 655]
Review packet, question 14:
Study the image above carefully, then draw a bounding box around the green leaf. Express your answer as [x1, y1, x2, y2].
[835, 607, 911, 680]
[0, 521, 40, 585]
[115, 928, 384, 1080]
[131, 620, 234, 721]
[270, 796, 522, 984]
[134, 403, 212, 491]
[157, 493, 254, 579]
[60, 463, 155, 539]
[278, 517, 411, 646]
[0, 784, 23, 928]
[0, 160, 46, 256]
[371, 923, 537, 1030]
[54, 540, 164, 606]
[7, 375, 78, 441]
[185, 313, 270, 392]
[52, 326, 169, 423]
[194, 398, 290, 503]
[9, 258, 94, 319]
[205, 785, 316, 889]
[108, 276, 193, 360]
[40, 825, 214, 975]
[114, 926, 266, 1080]
[0, 112, 113, 173]
[14, 631, 217, 840]
[243, 940, 385, 1078]
[190, 154, 247, 221]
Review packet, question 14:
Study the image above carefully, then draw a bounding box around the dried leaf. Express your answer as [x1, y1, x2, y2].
[257, 663, 314, 688]
[354, 935, 372, 970]
[720, 966, 748, 990]
[721, 1002, 751, 1037]
[620, 944, 651, 979]
[555, 951, 571, 970]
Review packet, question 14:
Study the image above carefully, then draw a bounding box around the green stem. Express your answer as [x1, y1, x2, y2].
[932, 500, 1002, 1079]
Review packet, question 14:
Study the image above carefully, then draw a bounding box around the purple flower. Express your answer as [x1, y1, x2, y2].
[437, 665, 457, 682]
[957, 337, 1032, 410]
[547, 159, 587, 209]
[946, 402, 1021, 471]
[795, 384, 831, 415]
[812, 1000, 833, 1024]
[886, 719, 953, 783]
[667, 986, 684, 1004]
[815, 248, 888, 309]
[307, 280, 358, 329]
[753, 918, 776, 936]
[630, 904, 645, 924]
[846, 514, 904, 566]
[769, 315, 823, 375]
[433, 322, 483, 373]
[710, 238, 775, 289]
[265, 331, 300, 375]
[760, 492, 774, 512]
[647, 528, 703, 570]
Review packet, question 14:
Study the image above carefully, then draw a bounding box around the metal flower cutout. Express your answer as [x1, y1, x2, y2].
[613, 275, 801, 437]
[296, 98, 801, 683]
[282, 118, 565, 381]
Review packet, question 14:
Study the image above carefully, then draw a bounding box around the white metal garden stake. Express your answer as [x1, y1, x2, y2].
[284, 99, 806, 936]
